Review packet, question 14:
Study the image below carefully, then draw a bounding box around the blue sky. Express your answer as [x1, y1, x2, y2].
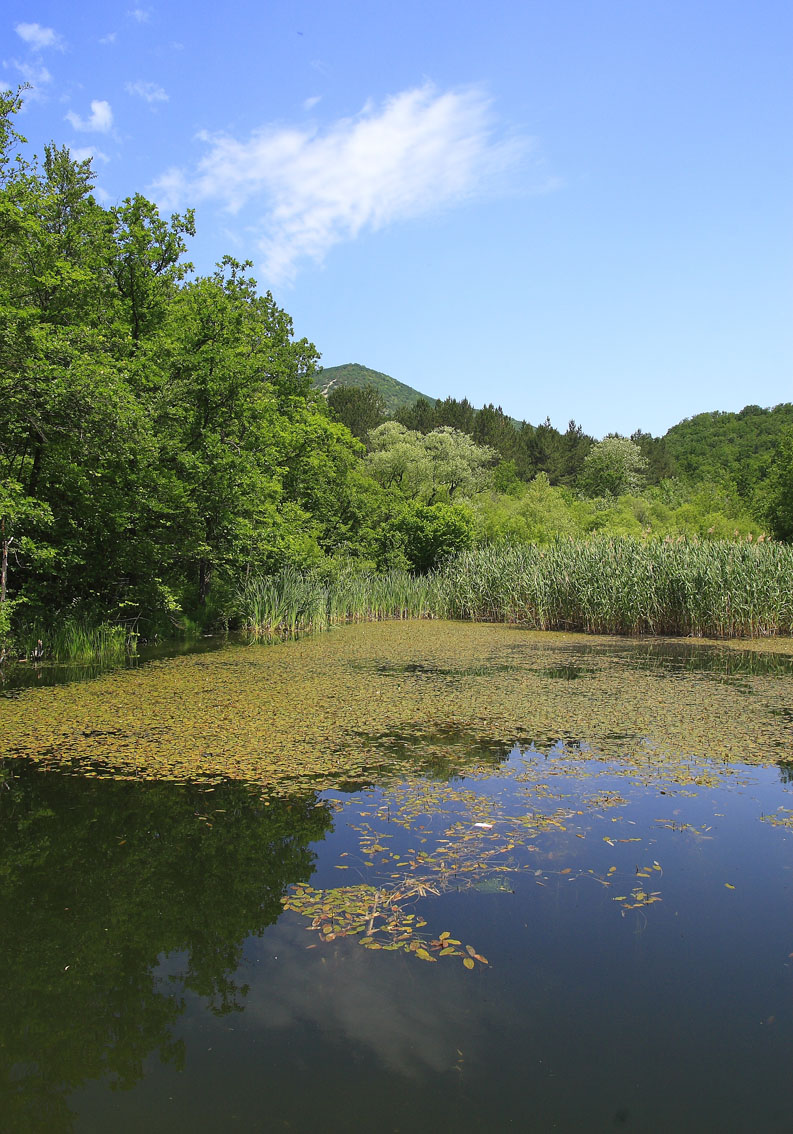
[3, 0, 791, 437]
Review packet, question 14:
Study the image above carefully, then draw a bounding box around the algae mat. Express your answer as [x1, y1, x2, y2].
[2, 621, 793, 791]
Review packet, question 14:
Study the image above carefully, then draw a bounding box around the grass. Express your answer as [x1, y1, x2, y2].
[10, 537, 786, 663]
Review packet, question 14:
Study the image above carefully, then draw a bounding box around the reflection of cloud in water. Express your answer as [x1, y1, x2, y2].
[239, 921, 499, 1078]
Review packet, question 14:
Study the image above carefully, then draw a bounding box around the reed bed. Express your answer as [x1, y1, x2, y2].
[435, 538, 793, 638]
[13, 619, 137, 663]
[234, 539, 793, 641]
[237, 565, 437, 637]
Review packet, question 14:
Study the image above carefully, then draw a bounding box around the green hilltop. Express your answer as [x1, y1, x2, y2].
[313, 363, 435, 414]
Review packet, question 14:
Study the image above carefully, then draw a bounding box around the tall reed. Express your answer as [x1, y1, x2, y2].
[435, 538, 793, 638]
[237, 566, 438, 637]
[238, 539, 793, 642]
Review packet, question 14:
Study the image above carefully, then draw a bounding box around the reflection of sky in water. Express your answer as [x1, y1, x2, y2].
[236, 921, 499, 1078]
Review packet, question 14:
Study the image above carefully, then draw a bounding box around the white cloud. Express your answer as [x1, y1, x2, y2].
[99, 32, 117, 46]
[128, 8, 151, 22]
[125, 80, 168, 103]
[15, 23, 64, 51]
[235, 922, 501, 1078]
[65, 100, 114, 133]
[70, 145, 109, 165]
[303, 95, 322, 111]
[152, 83, 530, 284]
[151, 165, 188, 208]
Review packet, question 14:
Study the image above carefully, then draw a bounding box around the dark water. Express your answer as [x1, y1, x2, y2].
[1, 739, 792, 1133]
[0, 635, 235, 695]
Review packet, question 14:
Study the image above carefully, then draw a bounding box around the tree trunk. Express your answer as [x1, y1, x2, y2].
[198, 557, 212, 605]
[1, 518, 7, 606]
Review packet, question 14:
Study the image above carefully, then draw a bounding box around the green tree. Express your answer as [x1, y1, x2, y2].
[327, 383, 386, 442]
[630, 429, 676, 484]
[577, 435, 648, 498]
[367, 423, 495, 503]
[376, 500, 475, 572]
[764, 427, 793, 540]
[366, 422, 432, 494]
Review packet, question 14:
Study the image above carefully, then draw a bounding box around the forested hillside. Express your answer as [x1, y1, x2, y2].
[664, 404, 793, 501]
[325, 371, 791, 515]
[314, 363, 433, 413]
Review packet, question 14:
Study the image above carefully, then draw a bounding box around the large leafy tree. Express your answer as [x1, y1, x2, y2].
[367, 422, 495, 503]
[577, 435, 648, 498]
[0, 90, 369, 637]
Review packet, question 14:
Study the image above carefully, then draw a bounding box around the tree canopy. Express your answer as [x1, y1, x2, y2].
[0, 90, 366, 637]
[577, 435, 648, 498]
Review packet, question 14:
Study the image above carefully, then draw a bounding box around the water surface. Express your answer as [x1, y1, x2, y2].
[2, 623, 792, 1132]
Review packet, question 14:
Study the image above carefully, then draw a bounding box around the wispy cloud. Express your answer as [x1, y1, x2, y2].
[15, 23, 64, 51]
[303, 95, 322, 111]
[128, 8, 151, 23]
[152, 83, 531, 284]
[99, 32, 117, 46]
[7, 21, 62, 102]
[4, 58, 53, 101]
[125, 80, 168, 103]
[65, 100, 114, 133]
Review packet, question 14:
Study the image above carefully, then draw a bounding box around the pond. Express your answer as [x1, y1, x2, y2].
[2, 622, 793, 1132]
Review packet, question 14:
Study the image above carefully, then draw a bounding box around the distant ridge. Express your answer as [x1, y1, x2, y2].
[313, 363, 435, 414]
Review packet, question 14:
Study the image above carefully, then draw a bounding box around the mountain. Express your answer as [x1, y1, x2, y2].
[313, 363, 435, 414]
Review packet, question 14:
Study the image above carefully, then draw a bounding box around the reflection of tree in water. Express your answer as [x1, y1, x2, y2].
[778, 761, 793, 786]
[0, 761, 331, 1133]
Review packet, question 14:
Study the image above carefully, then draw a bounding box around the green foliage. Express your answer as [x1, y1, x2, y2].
[0, 94, 370, 648]
[366, 423, 495, 503]
[377, 501, 475, 573]
[630, 429, 676, 484]
[492, 458, 522, 496]
[397, 401, 596, 488]
[473, 474, 578, 543]
[236, 563, 437, 632]
[436, 538, 793, 637]
[327, 382, 386, 442]
[1, 89, 789, 663]
[663, 403, 793, 504]
[577, 435, 648, 497]
[764, 427, 793, 540]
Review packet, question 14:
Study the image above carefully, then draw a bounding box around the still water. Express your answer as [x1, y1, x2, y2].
[1, 623, 792, 1132]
